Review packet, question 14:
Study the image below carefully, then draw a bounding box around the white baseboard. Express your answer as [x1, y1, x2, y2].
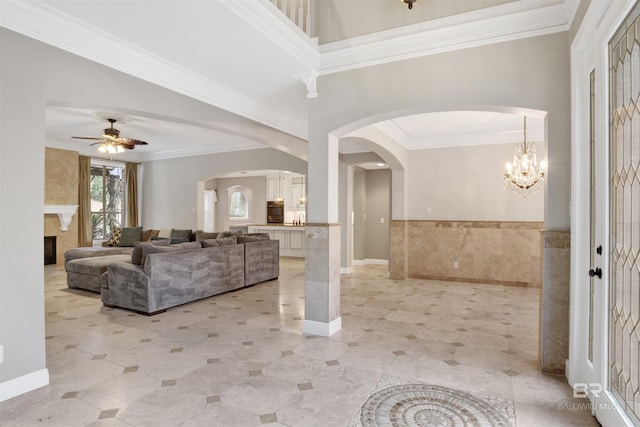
[0, 368, 49, 402]
[303, 317, 342, 336]
[352, 259, 388, 266]
[341, 267, 352, 274]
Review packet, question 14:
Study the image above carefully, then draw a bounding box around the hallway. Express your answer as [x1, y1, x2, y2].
[0, 259, 596, 426]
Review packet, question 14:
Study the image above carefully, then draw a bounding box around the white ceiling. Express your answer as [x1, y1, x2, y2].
[45, 107, 265, 160]
[377, 111, 544, 150]
[1, 0, 571, 162]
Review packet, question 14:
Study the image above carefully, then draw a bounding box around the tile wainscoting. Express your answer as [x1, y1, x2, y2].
[390, 220, 544, 287]
[539, 230, 570, 374]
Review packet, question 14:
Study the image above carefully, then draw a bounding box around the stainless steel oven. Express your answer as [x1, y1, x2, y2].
[267, 201, 284, 223]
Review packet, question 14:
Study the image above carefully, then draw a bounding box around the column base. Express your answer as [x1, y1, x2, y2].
[303, 317, 342, 336]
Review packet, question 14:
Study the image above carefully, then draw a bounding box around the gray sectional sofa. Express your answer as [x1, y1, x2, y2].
[103, 242, 246, 314]
[64, 232, 279, 315]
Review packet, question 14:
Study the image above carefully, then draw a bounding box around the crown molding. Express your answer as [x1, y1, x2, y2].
[138, 144, 267, 162]
[0, 0, 307, 140]
[319, 0, 570, 75]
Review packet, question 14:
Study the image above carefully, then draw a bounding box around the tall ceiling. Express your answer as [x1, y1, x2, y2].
[0, 0, 576, 162]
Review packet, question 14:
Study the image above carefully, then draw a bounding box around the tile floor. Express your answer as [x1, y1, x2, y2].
[0, 258, 598, 426]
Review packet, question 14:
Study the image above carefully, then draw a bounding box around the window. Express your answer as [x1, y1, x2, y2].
[91, 161, 126, 240]
[229, 190, 248, 219]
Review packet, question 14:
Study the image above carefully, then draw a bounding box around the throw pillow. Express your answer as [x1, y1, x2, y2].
[118, 226, 143, 247]
[131, 239, 170, 265]
[141, 229, 160, 242]
[169, 238, 189, 244]
[201, 236, 238, 247]
[170, 228, 192, 240]
[104, 228, 122, 246]
[195, 230, 220, 241]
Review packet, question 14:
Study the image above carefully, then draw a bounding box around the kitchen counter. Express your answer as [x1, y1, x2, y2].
[248, 225, 305, 257]
[250, 223, 306, 228]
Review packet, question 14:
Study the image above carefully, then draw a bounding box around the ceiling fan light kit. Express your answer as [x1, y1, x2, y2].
[72, 118, 149, 154]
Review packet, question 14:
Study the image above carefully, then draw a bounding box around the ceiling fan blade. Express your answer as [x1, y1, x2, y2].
[119, 138, 148, 145]
[72, 119, 150, 150]
[120, 143, 136, 150]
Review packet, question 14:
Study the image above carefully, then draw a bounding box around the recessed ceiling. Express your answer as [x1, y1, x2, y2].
[45, 106, 264, 161]
[340, 111, 545, 153]
[375, 111, 544, 150]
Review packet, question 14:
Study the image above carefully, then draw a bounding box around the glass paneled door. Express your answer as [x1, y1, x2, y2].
[609, 3, 640, 423]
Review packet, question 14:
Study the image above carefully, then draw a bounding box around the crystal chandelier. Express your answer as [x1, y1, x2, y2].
[504, 116, 545, 197]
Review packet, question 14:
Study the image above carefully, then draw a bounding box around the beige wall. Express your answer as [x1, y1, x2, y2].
[401, 220, 543, 287]
[408, 144, 544, 221]
[310, 32, 571, 230]
[1, 27, 47, 393]
[212, 176, 267, 231]
[142, 148, 306, 230]
[44, 148, 79, 265]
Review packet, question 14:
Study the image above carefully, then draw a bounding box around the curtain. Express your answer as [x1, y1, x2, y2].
[126, 162, 138, 227]
[78, 156, 92, 247]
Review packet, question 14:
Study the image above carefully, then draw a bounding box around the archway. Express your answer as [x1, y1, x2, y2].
[329, 107, 548, 280]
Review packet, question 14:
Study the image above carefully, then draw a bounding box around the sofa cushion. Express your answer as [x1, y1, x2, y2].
[119, 227, 143, 247]
[201, 236, 238, 247]
[141, 229, 160, 242]
[151, 236, 188, 244]
[217, 230, 242, 239]
[104, 228, 122, 246]
[131, 239, 171, 265]
[142, 241, 201, 260]
[142, 241, 202, 272]
[67, 254, 132, 275]
[64, 246, 133, 264]
[170, 228, 192, 240]
[237, 233, 270, 244]
[195, 230, 221, 241]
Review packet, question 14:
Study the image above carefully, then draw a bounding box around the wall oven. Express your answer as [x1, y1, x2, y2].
[267, 201, 284, 224]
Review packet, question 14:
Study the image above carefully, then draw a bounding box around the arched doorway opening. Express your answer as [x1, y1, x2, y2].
[328, 108, 547, 283]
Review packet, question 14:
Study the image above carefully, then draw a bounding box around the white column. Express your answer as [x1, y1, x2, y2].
[303, 133, 342, 336]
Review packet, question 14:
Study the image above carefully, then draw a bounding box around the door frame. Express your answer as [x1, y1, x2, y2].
[569, 0, 637, 425]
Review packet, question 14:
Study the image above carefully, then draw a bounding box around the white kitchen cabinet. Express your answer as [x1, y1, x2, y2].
[248, 225, 306, 257]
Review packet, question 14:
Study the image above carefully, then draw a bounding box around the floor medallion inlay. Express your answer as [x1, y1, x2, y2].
[350, 376, 515, 427]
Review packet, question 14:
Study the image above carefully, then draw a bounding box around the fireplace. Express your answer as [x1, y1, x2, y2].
[44, 236, 57, 265]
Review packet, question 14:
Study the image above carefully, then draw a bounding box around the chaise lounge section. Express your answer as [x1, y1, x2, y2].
[66, 254, 132, 293]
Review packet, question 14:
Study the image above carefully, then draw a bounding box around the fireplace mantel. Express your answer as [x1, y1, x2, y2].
[44, 204, 78, 231]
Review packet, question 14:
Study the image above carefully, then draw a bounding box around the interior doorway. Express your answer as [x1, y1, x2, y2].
[352, 164, 391, 270]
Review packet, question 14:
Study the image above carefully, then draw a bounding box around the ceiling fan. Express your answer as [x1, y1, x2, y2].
[72, 118, 149, 153]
